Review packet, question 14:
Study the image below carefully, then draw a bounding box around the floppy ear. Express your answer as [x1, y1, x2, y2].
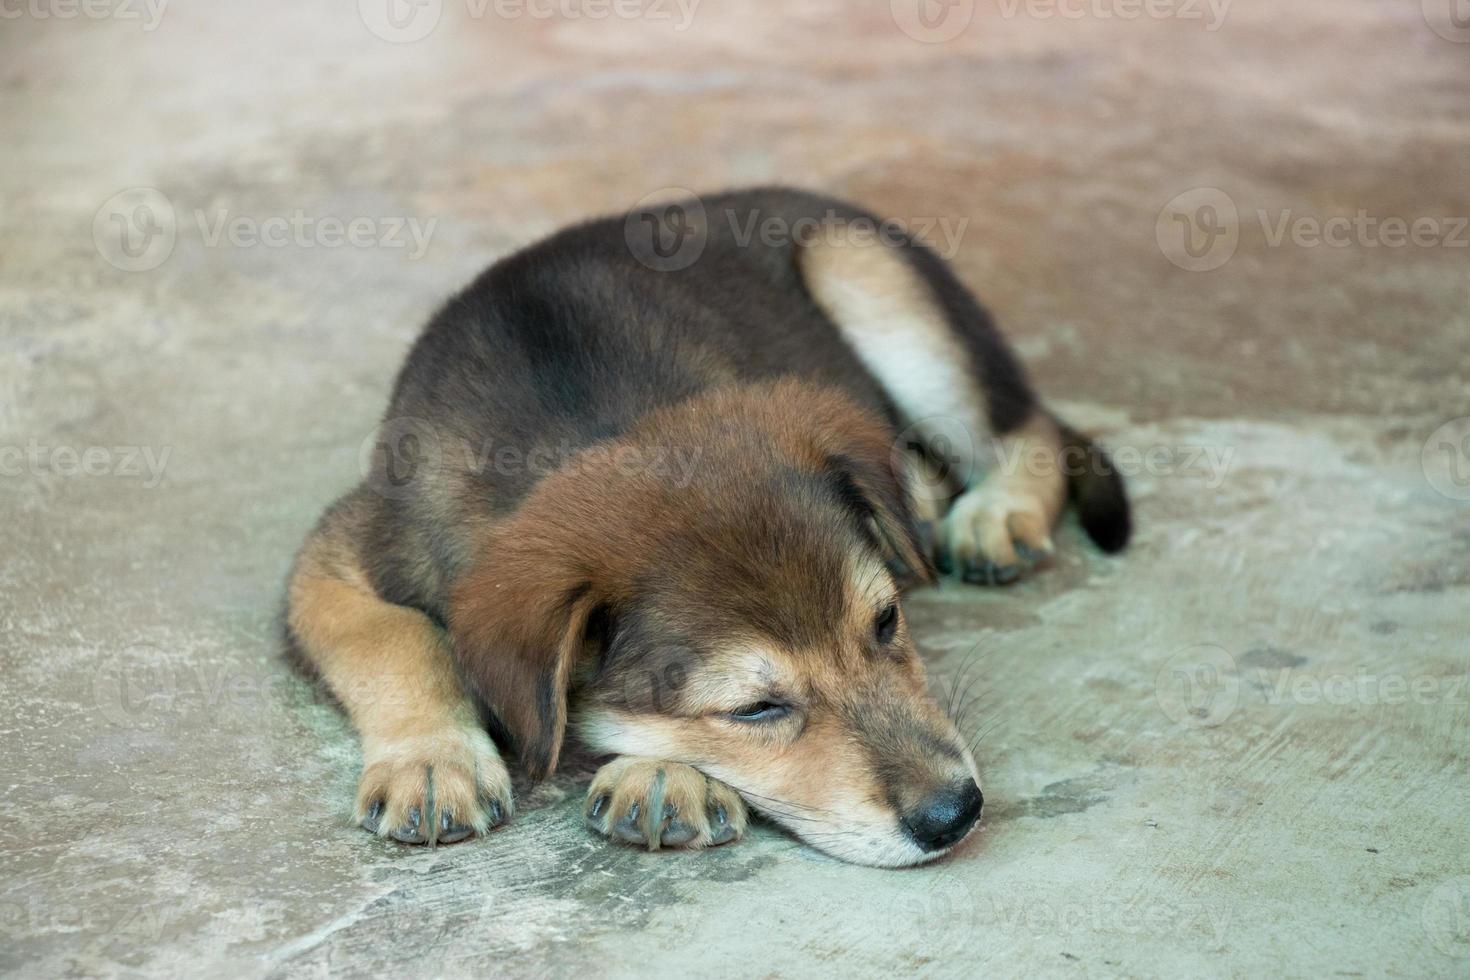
[826, 451, 936, 586]
[783, 380, 936, 586]
[448, 537, 600, 781]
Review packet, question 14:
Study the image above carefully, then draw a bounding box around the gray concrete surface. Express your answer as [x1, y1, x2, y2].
[3, 0, 1469, 976]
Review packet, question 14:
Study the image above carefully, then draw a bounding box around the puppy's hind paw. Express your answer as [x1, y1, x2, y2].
[935, 486, 1056, 587]
[584, 757, 747, 851]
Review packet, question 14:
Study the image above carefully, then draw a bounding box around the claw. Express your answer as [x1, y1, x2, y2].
[390, 807, 427, 844]
[663, 817, 698, 846]
[962, 559, 1020, 586]
[708, 803, 737, 845]
[362, 799, 384, 834]
[479, 792, 507, 829]
[439, 810, 474, 844]
[613, 801, 645, 845]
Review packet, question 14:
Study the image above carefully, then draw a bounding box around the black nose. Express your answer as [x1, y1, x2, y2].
[902, 781, 984, 852]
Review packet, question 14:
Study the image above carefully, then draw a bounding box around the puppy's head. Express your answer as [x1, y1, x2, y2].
[450, 382, 983, 867]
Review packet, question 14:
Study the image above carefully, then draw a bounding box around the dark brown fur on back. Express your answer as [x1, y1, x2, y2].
[355, 188, 1026, 623]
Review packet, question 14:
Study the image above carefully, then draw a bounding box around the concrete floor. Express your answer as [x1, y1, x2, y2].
[3, 0, 1469, 976]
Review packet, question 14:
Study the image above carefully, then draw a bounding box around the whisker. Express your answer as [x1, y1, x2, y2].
[795, 830, 864, 842]
[952, 688, 995, 731]
[735, 795, 833, 823]
[941, 641, 987, 720]
[942, 654, 971, 718]
[749, 808, 828, 826]
[951, 675, 987, 724]
[726, 785, 832, 814]
[965, 717, 1005, 756]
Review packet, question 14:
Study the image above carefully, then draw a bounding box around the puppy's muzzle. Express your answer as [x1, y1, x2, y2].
[901, 778, 984, 852]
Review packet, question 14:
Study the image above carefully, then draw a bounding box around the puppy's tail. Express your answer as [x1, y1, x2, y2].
[1057, 421, 1131, 554]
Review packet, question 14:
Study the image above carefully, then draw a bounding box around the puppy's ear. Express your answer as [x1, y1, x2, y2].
[826, 451, 936, 586]
[449, 538, 600, 781]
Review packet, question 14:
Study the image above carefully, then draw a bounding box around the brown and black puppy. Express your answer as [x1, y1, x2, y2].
[286, 188, 1129, 867]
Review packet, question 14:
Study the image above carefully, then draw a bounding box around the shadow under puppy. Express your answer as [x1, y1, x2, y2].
[286, 188, 1130, 867]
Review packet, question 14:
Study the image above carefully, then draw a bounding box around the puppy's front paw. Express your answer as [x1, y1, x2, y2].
[584, 757, 747, 851]
[356, 725, 512, 846]
[935, 485, 1056, 586]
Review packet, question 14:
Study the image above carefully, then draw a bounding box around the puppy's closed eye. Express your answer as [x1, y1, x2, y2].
[726, 701, 790, 723]
[874, 602, 899, 645]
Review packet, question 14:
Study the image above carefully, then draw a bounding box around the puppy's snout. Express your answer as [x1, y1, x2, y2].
[901, 780, 983, 852]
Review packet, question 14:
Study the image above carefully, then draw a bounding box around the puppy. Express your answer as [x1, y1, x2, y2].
[286, 188, 1129, 867]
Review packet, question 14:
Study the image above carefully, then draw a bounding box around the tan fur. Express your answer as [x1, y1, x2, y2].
[288, 502, 510, 844]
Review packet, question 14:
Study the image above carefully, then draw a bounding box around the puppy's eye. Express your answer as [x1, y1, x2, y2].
[874, 602, 900, 644]
[727, 701, 788, 722]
